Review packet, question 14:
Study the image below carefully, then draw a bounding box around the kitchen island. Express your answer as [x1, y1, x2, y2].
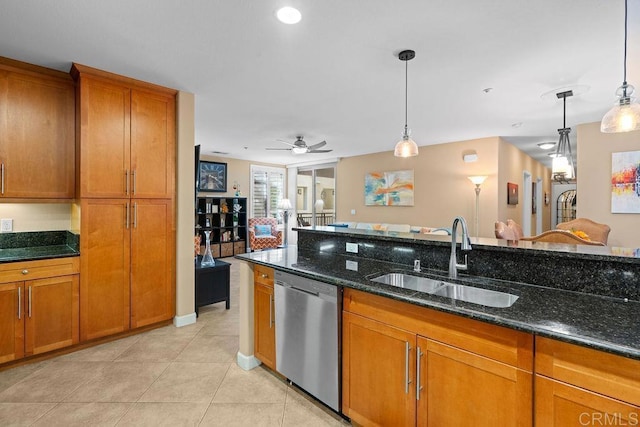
[236, 226, 640, 425]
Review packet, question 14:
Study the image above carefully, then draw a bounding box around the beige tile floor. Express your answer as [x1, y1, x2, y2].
[0, 258, 348, 426]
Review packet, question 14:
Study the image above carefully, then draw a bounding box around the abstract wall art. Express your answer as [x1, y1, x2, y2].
[364, 169, 414, 206]
[611, 150, 640, 213]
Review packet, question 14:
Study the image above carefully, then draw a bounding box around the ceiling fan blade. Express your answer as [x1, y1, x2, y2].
[307, 140, 327, 150]
[266, 148, 293, 151]
[308, 149, 333, 153]
[276, 139, 296, 147]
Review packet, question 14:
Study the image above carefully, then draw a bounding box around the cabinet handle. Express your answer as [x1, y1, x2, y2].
[261, 274, 269, 279]
[1, 162, 4, 195]
[405, 341, 412, 394]
[22, 269, 29, 275]
[269, 294, 273, 328]
[125, 169, 129, 195]
[126, 202, 130, 229]
[17, 287, 21, 320]
[133, 202, 138, 228]
[416, 346, 423, 400]
[28, 286, 32, 318]
[132, 170, 137, 195]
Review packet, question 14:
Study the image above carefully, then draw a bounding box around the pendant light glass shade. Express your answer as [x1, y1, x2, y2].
[601, 0, 640, 133]
[394, 50, 419, 157]
[601, 83, 640, 132]
[394, 126, 419, 157]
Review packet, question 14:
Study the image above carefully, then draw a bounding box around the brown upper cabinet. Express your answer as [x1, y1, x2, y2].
[71, 64, 176, 199]
[0, 57, 75, 200]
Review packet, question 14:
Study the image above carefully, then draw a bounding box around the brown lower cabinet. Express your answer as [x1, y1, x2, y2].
[342, 288, 533, 426]
[0, 257, 79, 364]
[534, 336, 639, 426]
[253, 265, 276, 370]
[80, 198, 174, 341]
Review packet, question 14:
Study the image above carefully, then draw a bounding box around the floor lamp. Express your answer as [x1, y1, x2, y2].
[278, 198, 293, 247]
[468, 176, 487, 239]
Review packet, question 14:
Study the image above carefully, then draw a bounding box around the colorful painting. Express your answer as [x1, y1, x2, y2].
[364, 170, 414, 206]
[507, 182, 518, 205]
[611, 151, 640, 213]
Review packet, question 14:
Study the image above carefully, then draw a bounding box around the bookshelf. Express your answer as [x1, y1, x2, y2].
[195, 196, 248, 258]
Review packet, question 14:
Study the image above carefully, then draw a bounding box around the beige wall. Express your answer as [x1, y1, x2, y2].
[497, 138, 552, 235]
[336, 137, 501, 238]
[175, 91, 196, 319]
[0, 203, 73, 232]
[577, 122, 640, 247]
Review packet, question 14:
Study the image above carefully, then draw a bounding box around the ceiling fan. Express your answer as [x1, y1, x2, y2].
[266, 136, 332, 154]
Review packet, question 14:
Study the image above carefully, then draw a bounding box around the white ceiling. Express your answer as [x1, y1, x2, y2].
[1, 0, 638, 168]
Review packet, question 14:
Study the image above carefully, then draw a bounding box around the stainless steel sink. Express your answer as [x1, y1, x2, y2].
[432, 283, 519, 308]
[370, 273, 447, 293]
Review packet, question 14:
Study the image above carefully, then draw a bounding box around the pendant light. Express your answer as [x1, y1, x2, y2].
[552, 91, 575, 182]
[394, 50, 419, 157]
[601, 0, 640, 133]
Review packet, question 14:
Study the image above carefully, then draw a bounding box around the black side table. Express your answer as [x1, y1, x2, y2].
[195, 257, 230, 316]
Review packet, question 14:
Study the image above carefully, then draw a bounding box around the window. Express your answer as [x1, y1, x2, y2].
[250, 165, 286, 222]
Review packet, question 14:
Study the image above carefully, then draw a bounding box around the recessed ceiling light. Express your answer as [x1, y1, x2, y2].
[276, 7, 301, 24]
[537, 142, 556, 150]
[512, 122, 523, 128]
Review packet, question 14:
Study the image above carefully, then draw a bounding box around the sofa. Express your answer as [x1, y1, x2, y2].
[331, 222, 451, 235]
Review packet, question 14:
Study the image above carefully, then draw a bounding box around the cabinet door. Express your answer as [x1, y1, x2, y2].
[535, 375, 639, 427]
[254, 282, 275, 370]
[80, 199, 131, 340]
[419, 338, 532, 427]
[24, 275, 79, 356]
[130, 89, 175, 198]
[0, 69, 74, 198]
[342, 311, 416, 427]
[130, 199, 175, 328]
[0, 282, 24, 363]
[77, 75, 131, 198]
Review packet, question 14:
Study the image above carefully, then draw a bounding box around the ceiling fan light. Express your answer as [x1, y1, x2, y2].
[292, 146, 307, 154]
[394, 136, 419, 157]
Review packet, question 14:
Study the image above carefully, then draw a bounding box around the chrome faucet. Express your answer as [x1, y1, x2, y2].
[449, 216, 472, 279]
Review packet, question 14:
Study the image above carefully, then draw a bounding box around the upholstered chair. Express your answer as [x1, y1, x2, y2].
[248, 217, 283, 251]
[494, 219, 524, 240]
[556, 218, 611, 245]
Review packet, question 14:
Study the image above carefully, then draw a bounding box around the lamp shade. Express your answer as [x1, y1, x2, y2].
[277, 198, 292, 210]
[601, 99, 640, 133]
[468, 176, 487, 186]
[552, 156, 574, 180]
[394, 137, 419, 157]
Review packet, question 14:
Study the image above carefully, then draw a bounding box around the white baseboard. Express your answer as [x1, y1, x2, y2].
[237, 351, 262, 371]
[173, 312, 197, 327]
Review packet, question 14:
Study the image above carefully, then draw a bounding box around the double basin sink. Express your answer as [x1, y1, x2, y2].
[370, 272, 519, 308]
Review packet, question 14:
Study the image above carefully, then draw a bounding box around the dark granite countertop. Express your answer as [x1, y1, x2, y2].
[237, 246, 640, 361]
[0, 231, 79, 263]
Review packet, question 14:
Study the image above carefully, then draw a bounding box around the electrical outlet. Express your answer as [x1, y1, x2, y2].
[346, 242, 358, 253]
[350, 209, 356, 215]
[346, 260, 358, 271]
[1, 218, 13, 232]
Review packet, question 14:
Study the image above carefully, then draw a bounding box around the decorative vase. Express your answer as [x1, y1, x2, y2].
[201, 231, 215, 267]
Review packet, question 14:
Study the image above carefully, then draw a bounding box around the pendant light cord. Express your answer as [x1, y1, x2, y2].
[623, 0, 628, 85]
[404, 58, 408, 131]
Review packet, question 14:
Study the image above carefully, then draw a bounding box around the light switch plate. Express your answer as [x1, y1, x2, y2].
[346, 242, 358, 253]
[1, 218, 13, 232]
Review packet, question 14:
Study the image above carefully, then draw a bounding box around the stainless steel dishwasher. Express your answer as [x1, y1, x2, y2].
[274, 270, 340, 412]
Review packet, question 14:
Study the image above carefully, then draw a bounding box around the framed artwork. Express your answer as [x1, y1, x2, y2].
[365, 170, 414, 206]
[198, 161, 227, 192]
[507, 182, 518, 205]
[611, 151, 640, 213]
